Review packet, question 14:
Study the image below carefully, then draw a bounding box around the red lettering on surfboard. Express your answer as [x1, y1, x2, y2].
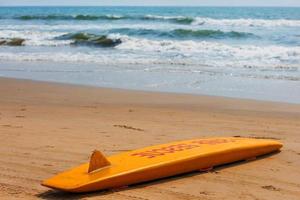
[131, 139, 237, 158]
[130, 144, 199, 158]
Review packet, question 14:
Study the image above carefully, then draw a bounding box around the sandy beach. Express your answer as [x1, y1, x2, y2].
[0, 77, 299, 200]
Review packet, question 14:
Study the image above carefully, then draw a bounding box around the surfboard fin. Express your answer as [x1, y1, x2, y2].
[88, 150, 111, 173]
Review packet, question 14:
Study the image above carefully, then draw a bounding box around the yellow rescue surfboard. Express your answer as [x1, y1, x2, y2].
[42, 137, 282, 193]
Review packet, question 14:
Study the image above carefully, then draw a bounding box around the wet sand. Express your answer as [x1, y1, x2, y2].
[0, 77, 299, 200]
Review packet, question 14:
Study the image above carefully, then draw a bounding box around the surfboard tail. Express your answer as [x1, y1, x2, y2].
[88, 150, 111, 173]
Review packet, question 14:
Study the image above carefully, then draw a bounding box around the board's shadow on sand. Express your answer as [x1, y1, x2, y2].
[36, 151, 280, 200]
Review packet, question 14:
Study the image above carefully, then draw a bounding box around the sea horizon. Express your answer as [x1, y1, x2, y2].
[1, 5, 300, 7]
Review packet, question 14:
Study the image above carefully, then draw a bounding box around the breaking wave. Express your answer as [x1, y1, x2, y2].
[192, 17, 300, 27]
[8, 14, 300, 27]
[1, 33, 299, 70]
[67, 29, 256, 40]
[0, 28, 256, 48]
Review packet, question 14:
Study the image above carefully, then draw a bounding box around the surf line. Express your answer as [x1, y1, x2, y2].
[131, 138, 237, 158]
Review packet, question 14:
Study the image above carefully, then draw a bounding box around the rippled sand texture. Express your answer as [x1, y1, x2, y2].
[0, 77, 299, 199]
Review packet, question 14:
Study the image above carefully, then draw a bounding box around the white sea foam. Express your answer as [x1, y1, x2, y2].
[0, 30, 71, 46]
[110, 34, 300, 66]
[142, 15, 300, 27]
[1, 34, 299, 71]
[192, 18, 300, 27]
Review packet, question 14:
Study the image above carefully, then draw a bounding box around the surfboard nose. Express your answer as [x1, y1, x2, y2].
[266, 139, 283, 149]
[273, 141, 283, 150]
[41, 162, 93, 192]
[41, 174, 82, 192]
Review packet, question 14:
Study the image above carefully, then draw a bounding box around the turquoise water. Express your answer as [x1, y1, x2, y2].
[0, 7, 300, 103]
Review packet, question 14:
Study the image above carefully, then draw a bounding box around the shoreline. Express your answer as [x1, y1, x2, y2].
[1, 76, 300, 110]
[0, 77, 299, 199]
[2, 75, 300, 103]
[1, 60, 300, 104]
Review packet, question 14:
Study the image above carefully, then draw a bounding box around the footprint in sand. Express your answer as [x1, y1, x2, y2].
[15, 115, 25, 118]
[113, 124, 144, 131]
[2, 124, 23, 128]
[199, 191, 211, 195]
[261, 185, 280, 191]
[98, 131, 107, 133]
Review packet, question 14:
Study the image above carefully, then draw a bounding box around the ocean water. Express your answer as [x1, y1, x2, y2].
[0, 7, 299, 103]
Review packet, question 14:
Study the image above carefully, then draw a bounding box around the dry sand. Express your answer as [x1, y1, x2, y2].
[0, 77, 299, 200]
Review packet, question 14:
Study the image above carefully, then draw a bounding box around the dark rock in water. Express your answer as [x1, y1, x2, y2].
[71, 35, 121, 47]
[92, 36, 122, 47]
[7, 38, 25, 46]
[57, 32, 122, 47]
[0, 38, 25, 46]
